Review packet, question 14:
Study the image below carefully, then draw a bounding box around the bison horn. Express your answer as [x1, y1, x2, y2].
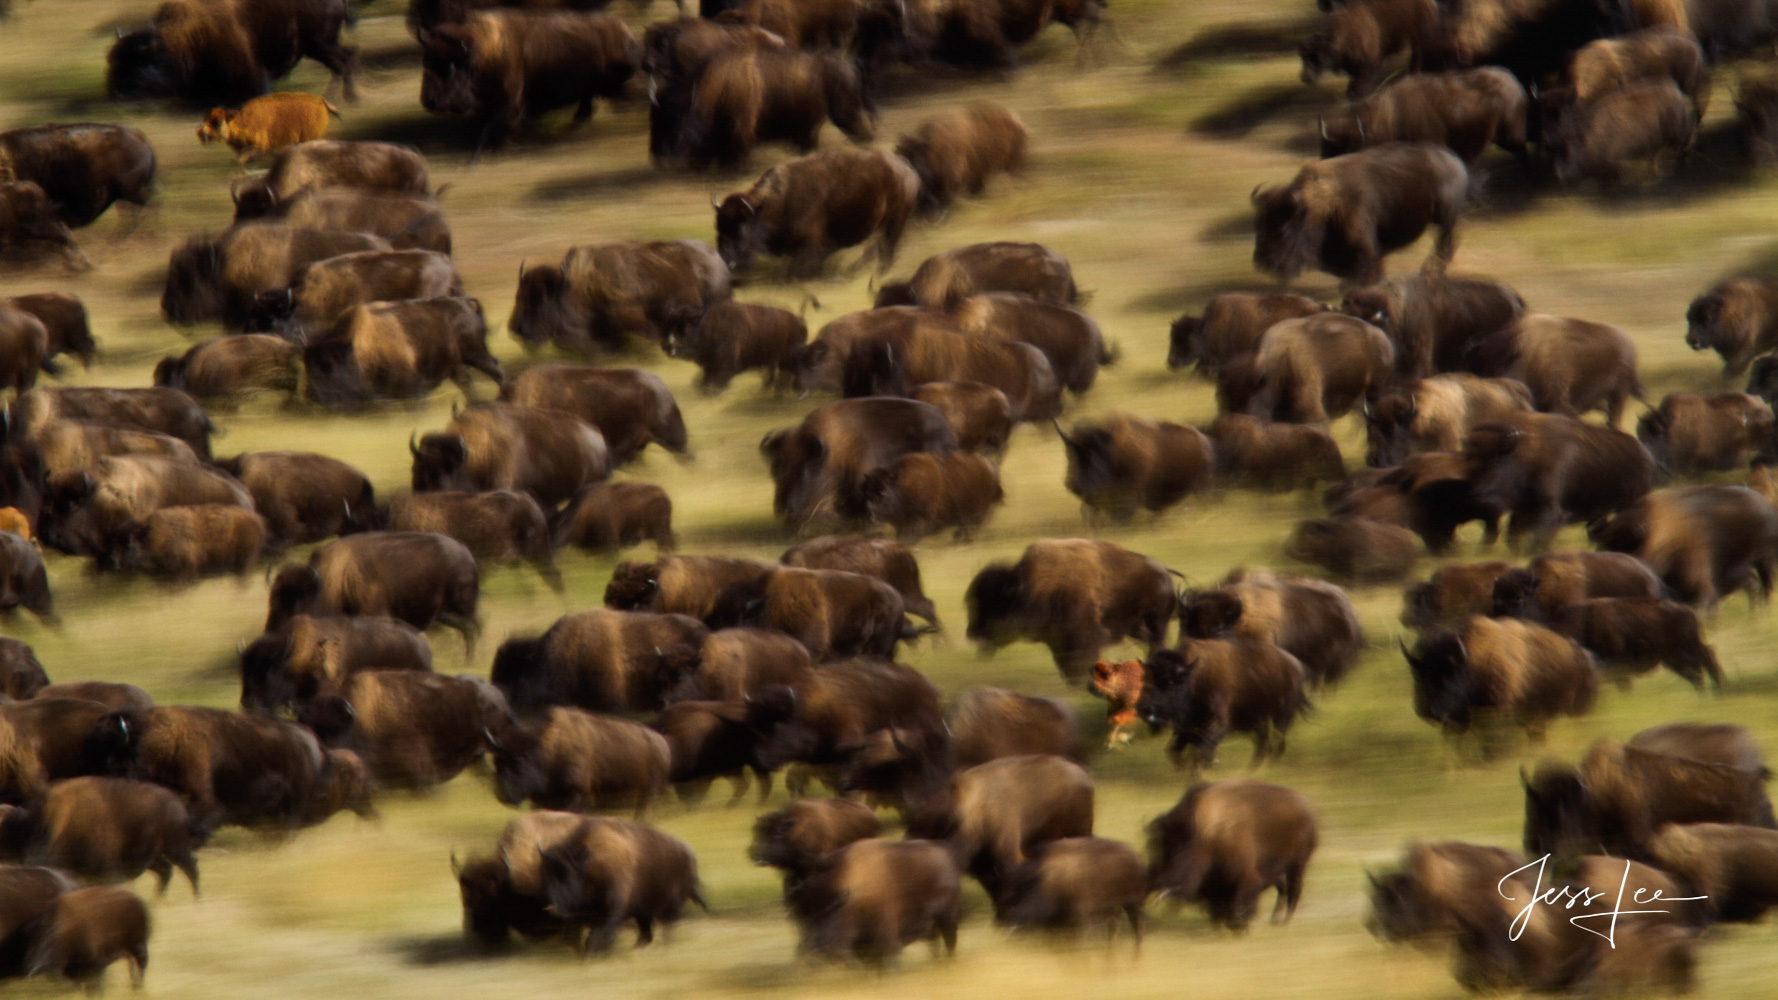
[450, 850, 463, 876]
[237, 638, 247, 655]
[1397, 636, 1413, 661]
[409, 432, 421, 457]
[1520, 764, 1534, 791]
[1050, 417, 1071, 443]
[1249, 183, 1264, 203]
[1318, 116, 1329, 142]
[517, 261, 525, 282]
[1355, 118, 1366, 143]
[482, 726, 502, 752]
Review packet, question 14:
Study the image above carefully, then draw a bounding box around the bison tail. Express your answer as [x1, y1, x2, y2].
[690, 883, 712, 913]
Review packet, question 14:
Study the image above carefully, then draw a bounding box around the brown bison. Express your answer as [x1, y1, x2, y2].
[1738, 68, 1778, 165]
[904, 754, 1095, 898]
[873, 241, 1076, 312]
[248, 249, 462, 339]
[654, 696, 796, 803]
[951, 293, 1110, 394]
[1363, 374, 1534, 466]
[1548, 597, 1721, 690]
[410, 402, 609, 508]
[6, 293, 95, 372]
[860, 451, 1003, 541]
[1204, 414, 1346, 490]
[1147, 779, 1318, 929]
[23, 417, 198, 479]
[0, 777, 198, 894]
[151, 334, 299, 402]
[761, 396, 955, 527]
[1342, 272, 1525, 377]
[838, 318, 1062, 422]
[947, 686, 1082, 769]
[264, 532, 481, 648]
[37, 454, 252, 557]
[654, 47, 870, 168]
[779, 535, 937, 625]
[238, 613, 433, 714]
[1637, 391, 1775, 475]
[491, 607, 708, 715]
[895, 102, 1027, 214]
[106, 0, 357, 104]
[1590, 484, 1778, 607]
[1466, 313, 1643, 423]
[1687, 273, 1778, 375]
[380, 490, 557, 582]
[1056, 413, 1213, 522]
[851, 0, 1104, 74]
[499, 365, 688, 465]
[1229, 312, 1395, 423]
[1543, 80, 1697, 185]
[0, 307, 46, 399]
[305, 297, 504, 405]
[32, 683, 152, 712]
[551, 481, 676, 553]
[674, 298, 806, 393]
[1525, 737, 1777, 859]
[1319, 67, 1530, 167]
[160, 223, 390, 329]
[1138, 641, 1309, 770]
[749, 798, 881, 891]
[303, 670, 514, 788]
[750, 658, 944, 793]
[911, 381, 1012, 455]
[1568, 28, 1708, 113]
[1629, 721, 1766, 770]
[0, 182, 84, 268]
[995, 837, 1147, 942]
[1488, 550, 1664, 621]
[668, 628, 814, 703]
[788, 838, 959, 964]
[0, 865, 73, 977]
[965, 538, 1176, 682]
[508, 242, 730, 355]
[603, 554, 775, 619]
[263, 187, 451, 253]
[1463, 413, 1655, 551]
[714, 146, 919, 276]
[705, 566, 914, 661]
[97, 504, 266, 577]
[0, 639, 48, 699]
[452, 810, 583, 948]
[19, 885, 152, 990]
[1404, 615, 1598, 740]
[1298, 0, 1440, 97]
[0, 124, 157, 229]
[1182, 568, 1365, 688]
[420, 11, 639, 152]
[0, 698, 133, 804]
[215, 450, 376, 547]
[1648, 823, 1778, 922]
[488, 706, 671, 815]
[1365, 840, 1527, 947]
[715, 0, 861, 47]
[537, 817, 705, 952]
[231, 141, 431, 221]
[1168, 292, 1327, 374]
[197, 92, 338, 164]
[1252, 143, 1468, 285]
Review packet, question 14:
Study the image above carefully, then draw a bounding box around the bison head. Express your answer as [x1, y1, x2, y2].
[231, 175, 276, 222]
[1489, 568, 1540, 620]
[418, 27, 479, 116]
[603, 561, 661, 610]
[151, 355, 186, 391]
[872, 280, 915, 308]
[963, 563, 1026, 649]
[1166, 314, 1205, 370]
[161, 237, 224, 325]
[308, 748, 378, 823]
[298, 694, 358, 746]
[0, 641, 48, 699]
[705, 575, 771, 631]
[1587, 505, 1648, 555]
[1521, 763, 1593, 858]
[1402, 633, 1477, 731]
[35, 469, 100, 556]
[243, 288, 298, 335]
[742, 686, 813, 774]
[508, 263, 585, 352]
[410, 432, 470, 492]
[839, 340, 906, 399]
[761, 428, 827, 527]
[1297, 32, 1337, 86]
[1055, 421, 1122, 507]
[489, 636, 552, 716]
[1685, 289, 1753, 372]
[1251, 182, 1323, 282]
[833, 725, 950, 816]
[1363, 391, 1417, 467]
[1398, 581, 1441, 632]
[1749, 356, 1778, 408]
[239, 631, 297, 713]
[454, 853, 520, 947]
[1318, 114, 1364, 158]
[1365, 869, 1439, 943]
[894, 136, 946, 217]
[265, 566, 323, 632]
[714, 194, 762, 273]
[106, 28, 179, 100]
[487, 723, 546, 807]
[1180, 590, 1244, 639]
[858, 468, 903, 528]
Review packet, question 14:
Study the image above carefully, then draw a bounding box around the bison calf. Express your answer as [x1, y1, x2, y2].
[198, 92, 340, 164]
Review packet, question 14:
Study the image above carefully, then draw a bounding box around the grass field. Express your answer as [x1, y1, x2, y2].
[4, 0, 1778, 994]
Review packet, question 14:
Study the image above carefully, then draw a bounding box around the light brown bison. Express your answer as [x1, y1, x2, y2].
[749, 798, 881, 891]
[0, 777, 198, 894]
[32, 683, 152, 712]
[1181, 568, 1364, 688]
[761, 396, 956, 527]
[20, 419, 193, 482]
[1404, 614, 1598, 740]
[264, 531, 481, 648]
[1318, 67, 1530, 166]
[488, 706, 671, 815]
[509, 242, 730, 355]
[873, 241, 1076, 312]
[1148, 779, 1318, 929]
[1568, 28, 1708, 113]
[1466, 313, 1643, 424]
[499, 365, 688, 466]
[1649, 823, 1778, 922]
[304, 669, 514, 788]
[159, 223, 390, 329]
[946, 686, 1082, 770]
[1464, 413, 1655, 551]
[197, 92, 339, 164]
[1138, 640, 1309, 770]
[965, 538, 1176, 682]
[214, 450, 375, 547]
[491, 607, 708, 715]
[1228, 312, 1395, 423]
[231, 141, 431, 221]
[305, 297, 504, 405]
[860, 451, 1002, 540]
[778, 536, 934, 624]
[839, 317, 1062, 422]
[1637, 391, 1775, 475]
[537, 817, 705, 952]
[1056, 413, 1213, 522]
[1590, 484, 1778, 607]
[1363, 374, 1534, 466]
[151, 334, 299, 402]
[675, 298, 806, 393]
[452, 810, 583, 948]
[382, 490, 557, 581]
[410, 402, 609, 507]
[1686, 273, 1778, 375]
[1205, 414, 1346, 490]
[1488, 550, 1664, 621]
[668, 628, 814, 703]
[603, 554, 775, 619]
[36, 454, 252, 557]
[1168, 291, 1327, 374]
[266, 187, 450, 253]
[788, 838, 959, 964]
[1543, 80, 1697, 186]
[238, 613, 433, 714]
[896, 102, 1027, 215]
[951, 293, 1109, 394]
[249, 249, 462, 339]
[714, 146, 919, 276]
[107, 0, 357, 104]
[1342, 272, 1525, 377]
[551, 481, 676, 553]
[99, 503, 266, 577]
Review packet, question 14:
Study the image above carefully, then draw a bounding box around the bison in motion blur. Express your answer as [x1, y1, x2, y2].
[714, 147, 918, 276]
[1148, 779, 1317, 930]
[509, 241, 730, 355]
[761, 396, 954, 528]
[1403, 615, 1597, 745]
[107, 0, 358, 105]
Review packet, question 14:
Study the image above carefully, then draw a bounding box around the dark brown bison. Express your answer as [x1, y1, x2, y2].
[895, 102, 1026, 214]
[97, 504, 266, 577]
[214, 450, 375, 547]
[1738, 68, 1778, 166]
[714, 146, 919, 276]
[238, 614, 433, 714]
[1489, 550, 1664, 621]
[1548, 597, 1721, 690]
[302, 670, 513, 788]
[1204, 414, 1346, 490]
[0, 865, 73, 977]
[106, 0, 357, 104]
[1147, 779, 1318, 929]
[419, 10, 639, 152]
[714, 0, 861, 47]
[1591, 484, 1778, 608]
[1649, 823, 1778, 923]
[1228, 312, 1395, 423]
[668, 628, 814, 703]
[965, 538, 1176, 682]
[1465, 313, 1643, 423]
[159, 223, 390, 329]
[837, 317, 1062, 423]
[551, 481, 675, 553]
[1138, 641, 1309, 770]
[537, 817, 705, 952]
[231, 141, 431, 221]
[603, 554, 775, 619]
[1182, 568, 1364, 688]
[1318, 67, 1530, 166]
[749, 798, 882, 890]
[781, 535, 938, 625]
[761, 396, 955, 527]
[499, 365, 688, 466]
[248, 249, 462, 339]
[1637, 392, 1775, 475]
[1415, 0, 1639, 84]
[151, 334, 300, 402]
[487, 706, 671, 815]
[0, 182, 84, 268]
[452, 810, 584, 948]
[1298, 0, 1440, 97]
[1403, 615, 1598, 740]
[995, 837, 1146, 941]
[380, 490, 557, 582]
[508, 242, 730, 355]
[1342, 272, 1525, 377]
[410, 402, 609, 508]
[947, 686, 1082, 769]
[1686, 273, 1778, 375]
[653, 696, 797, 803]
[1463, 413, 1655, 551]
[1544, 80, 1697, 185]
[1363, 374, 1534, 466]
[305, 297, 504, 405]
[263, 187, 452, 252]
[902, 754, 1094, 899]
[859, 451, 1003, 541]
[0, 698, 134, 804]
[1168, 292, 1326, 374]
[1286, 516, 1419, 581]
[653, 47, 870, 168]
[491, 608, 708, 715]
[0, 639, 48, 699]
[0, 777, 198, 893]
[18, 885, 151, 990]
[1525, 736, 1777, 859]
[36, 455, 252, 557]
[951, 293, 1109, 394]
[32, 683, 151, 712]
[750, 658, 944, 792]
[911, 381, 1012, 456]
[0, 307, 45, 399]
[641, 17, 787, 82]
[1056, 413, 1213, 522]
[873, 241, 1076, 312]
[706, 567, 913, 661]
[6, 294, 95, 372]
[788, 838, 959, 964]
[1252, 143, 1468, 286]
[0, 124, 157, 229]
[674, 298, 806, 393]
[851, 0, 1104, 74]
[264, 532, 481, 648]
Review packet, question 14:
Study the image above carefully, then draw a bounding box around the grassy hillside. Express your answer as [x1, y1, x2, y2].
[3, 0, 1778, 995]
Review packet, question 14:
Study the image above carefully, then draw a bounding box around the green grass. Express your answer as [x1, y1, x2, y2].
[4, 0, 1778, 994]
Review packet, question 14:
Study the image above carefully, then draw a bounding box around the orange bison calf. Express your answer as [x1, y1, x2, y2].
[198, 93, 341, 165]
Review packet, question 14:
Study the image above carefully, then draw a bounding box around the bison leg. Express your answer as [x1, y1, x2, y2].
[575, 95, 595, 122]
[634, 916, 655, 946]
[751, 765, 773, 804]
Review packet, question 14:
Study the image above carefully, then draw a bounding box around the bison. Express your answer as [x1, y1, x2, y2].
[247, 249, 462, 339]
[197, 91, 339, 163]
[1181, 568, 1364, 688]
[551, 481, 676, 553]
[1057, 413, 1213, 522]
[1147, 779, 1318, 929]
[1138, 643, 1309, 770]
[0, 777, 199, 894]
[714, 146, 919, 276]
[508, 242, 730, 355]
[487, 706, 671, 815]
[911, 381, 1012, 456]
[214, 450, 375, 548]
[499, 365, 687, 466]
[305, 297, 504, 405]
[261, 187, 451, 252]
[410, 402, 609, 508]
[1542, 81, 1696, 185]
[748, 798, 881, 891]
[264, 532, 481, 648]
[1687, 273, 1778, 376]
[995, 837, 1147, 942]
[107, 0, 357, 104]
[36, 455, 252, 557]
[1285, 516, 1419, 581]
[1463, 413, 1655, 552]
[18, 885, 152, 990]
[1489, 550, 1664, 621]
[238, 613, 433, 714]
[1168, 292, 1326, 375]
[537, 817, 705, 953]
[6, 293, 95, 372]
[1465, 313, 1643, 424]
[705, 567, 913, 662]
[0, 307, 46, 398]
[380, 490, 557, 583]
[895, 102, 1027, 214]
[904, 754, 1095, 899]
[231, 140, 430, 221]
[1648, 823, 1778, 923]
[873, 241, 1076, 312]
[303, 670, 514, 788]
[667, 628, 814, 703]
[1568, 28, 1708, 113]
[779, 535, 937, 625]
[160, 223, 391, 329]
[1548, 597, 1721, 690]
[1318, 67, 1530, 167]
[1342, 272, 1525, 377]
[603, 554, 774, 619]
[1637, 392, 1775, 475]
[1298, 0, 1440, 97]
[1204, 414, 1346, 490]
[491, 607, 708, 715]
[1590, 484, 1778, 608]
[950, 293, 1109, 394]
[1231, 312, 1395, 423]
[653, 47, 870, 168]
[1363, 374, 1534, 466]
[0, 182, 84, 268]
[760, 396, 955, 527]
[0, 639, 48, 699]
[97, 504, 267, 577]
[674, 298, 806, 393]
[859, 451, 1003, 541]
[0, 124, 156, 230]
[1403, 615, 1598, 742]
[152, 334, 300, 402]
[788, 838, 959, 964]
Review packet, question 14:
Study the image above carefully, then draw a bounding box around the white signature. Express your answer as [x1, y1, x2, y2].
[1497, 854, 1706, 948]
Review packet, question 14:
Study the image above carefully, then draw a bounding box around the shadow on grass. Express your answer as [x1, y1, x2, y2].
[1190, 81, 1337, 139]
[390, 934, 526, 967]
[1153, 16, 1318, 72]
[530, 165, 669, 203]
